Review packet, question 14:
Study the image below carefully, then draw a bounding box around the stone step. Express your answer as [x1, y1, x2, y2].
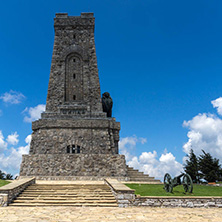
[129, 177, 158, 180]
[24, 188, 111, 191]
[126, 165, 160, 183]
[10, 183, 118, 207]
[127, 169, 140, 172]
[32, 185, 107, 186]
[128, 174, 154, 178]
[28, 185, 109, 189]
[26, 186, 110, 190]
[9, 203, 118, 207]
[127, 172, 146, 175]
[126, 166, 135, 170]
[19, 194, 114, 197]
[21, 191, 112, 195]
[26, 187, 110, 190]
[14, 197, 116, 203]
[127, 169, 150, 175]
[19, 196, 114, 199]
[13, 199, 117, 204]
[129, 176, 155, 180]
[129, 178, 161, 182]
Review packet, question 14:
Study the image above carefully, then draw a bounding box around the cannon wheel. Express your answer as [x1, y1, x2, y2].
[164, 173, 173, 193]
[182, 173, 193, 193]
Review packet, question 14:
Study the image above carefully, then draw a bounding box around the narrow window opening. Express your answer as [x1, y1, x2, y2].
[72, 145, 75, 153]
[73, 34, 76, 39]
[73, 95, 76, 100]
[73, 74, 76, 79]
[77, 145, 80, 153]
[73, 58, 76, 62]
[67, 145, 70, 153]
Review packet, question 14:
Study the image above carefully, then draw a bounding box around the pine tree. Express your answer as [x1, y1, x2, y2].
[198, 150, 221, 182]
[5, 174, 13, 180]
[0, 170, 5, 180]
[184, 149, 200, 183]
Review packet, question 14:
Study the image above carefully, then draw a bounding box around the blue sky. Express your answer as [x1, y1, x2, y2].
[1, 0, 222, 179]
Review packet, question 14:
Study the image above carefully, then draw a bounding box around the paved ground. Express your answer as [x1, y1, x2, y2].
[0, 207, 222, 222]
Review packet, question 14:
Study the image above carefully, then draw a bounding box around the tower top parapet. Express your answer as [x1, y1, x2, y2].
[55, 12, 94, 18]
[54, 13, 95, 30]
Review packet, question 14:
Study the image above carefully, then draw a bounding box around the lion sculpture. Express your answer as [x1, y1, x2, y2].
[102, 92, 113, 117]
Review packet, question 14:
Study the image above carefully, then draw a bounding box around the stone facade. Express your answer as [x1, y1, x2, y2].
[20, 154, 127, 178]
[29, 119, 120, 154]
[20, 13, 127, 179]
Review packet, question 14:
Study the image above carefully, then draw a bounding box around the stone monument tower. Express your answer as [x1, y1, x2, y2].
[20, 13, 127, 180]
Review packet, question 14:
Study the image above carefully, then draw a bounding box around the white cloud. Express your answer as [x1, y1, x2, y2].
[140, 138, 147, 144]
[183, 112, 222, 161]
[7, 132, 19, 145]
[0, 134, 31, 174]
[119, 136, 138, 161]
[128, 152, 183, 180]
[0, 131, 7, 152]
[25, 134, 31, 144]
[119, 136, 183, 181]
[0, 90, 25, 104]
[23, 104, 46, 123]
[119, 136, 147, 162]
[211, 97, 222, 116]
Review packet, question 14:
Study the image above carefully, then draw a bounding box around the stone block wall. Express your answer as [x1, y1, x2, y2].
[105, 179, 135, 207]
[20, 154, 127, 179]
[0, 178, 35, 205]
[0, 194, 8, 207]
[133, 196, 222, 208]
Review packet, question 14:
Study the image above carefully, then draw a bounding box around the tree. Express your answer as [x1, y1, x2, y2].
[198, 150, 221, 182]
[0, 170, 5, 180]
[184, 149, 200, 183]
[5, 174, 13, 180]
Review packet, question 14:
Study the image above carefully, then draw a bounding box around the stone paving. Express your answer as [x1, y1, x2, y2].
[0, 207, 222, 222]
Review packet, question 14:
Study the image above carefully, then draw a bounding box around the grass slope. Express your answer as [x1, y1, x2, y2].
[125, 184, 222, 196]
[0, 179, 11, 187]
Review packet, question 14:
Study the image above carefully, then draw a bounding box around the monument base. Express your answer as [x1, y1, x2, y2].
[20, 154, 128, 180]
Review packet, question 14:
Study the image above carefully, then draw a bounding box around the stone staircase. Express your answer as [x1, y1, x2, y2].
[127, 166, 161, 183]
[9, 184, 118, 207]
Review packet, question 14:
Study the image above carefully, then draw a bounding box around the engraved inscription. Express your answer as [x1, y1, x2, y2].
[60, 109, 86, 115]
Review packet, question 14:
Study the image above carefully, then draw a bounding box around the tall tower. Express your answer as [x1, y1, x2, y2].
[20, 13, 127, 180]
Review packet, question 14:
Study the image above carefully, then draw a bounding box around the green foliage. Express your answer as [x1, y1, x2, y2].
[5, 174, 13, 180]
[125, 184, 222, 196]
[0, 170, 14, 180]
[183, 150, 222, 183]
[184, 149, 200, 183]
[0, 179, 10, 187]
[0, 170, 5, 180]
[199, 150, 221, 182]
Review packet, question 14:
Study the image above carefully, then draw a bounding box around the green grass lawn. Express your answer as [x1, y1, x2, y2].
[0, 179, 11, 187]
[125, 184, 222, 196]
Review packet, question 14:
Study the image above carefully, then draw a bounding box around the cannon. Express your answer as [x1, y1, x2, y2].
[164, 173, 193, 193]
